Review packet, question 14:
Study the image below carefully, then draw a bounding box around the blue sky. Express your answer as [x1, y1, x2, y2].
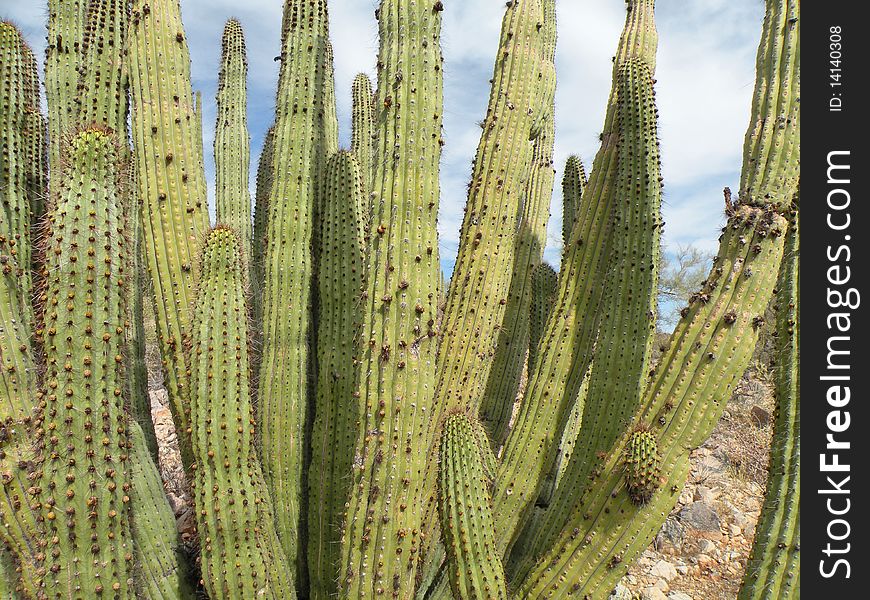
[6, 0, 763, 277]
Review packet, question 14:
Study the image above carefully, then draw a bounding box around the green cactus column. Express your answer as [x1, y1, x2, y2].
[40, 128, 135, 599]
[527, 262, 557, 369]
[492, 0, 658, 553]
[439, 412, 507, 600]
[1, 21, 41, 305]
[434, 0, 554, 427]
[560, 155, 587, 249]
[351, 74, 374, 195]
[518, 2, 798, 595]
[0, 25, 44, 597]
[214, 19, 252, 252]
[129, 421, 195, 599]
[189, 227, 295, 599]
[76, 0, 130, 133]
[479, 107, 556, 448]
[129, 0, 210, 464]
[257, 0, 336, 580]
[251, 125, 275, 344]
[511, 50, 664, 579]
[738, 201, 799, 599]
[308, 152, 367, 600]
[338, 0, 444, 597]
[45, 0, 86, 198]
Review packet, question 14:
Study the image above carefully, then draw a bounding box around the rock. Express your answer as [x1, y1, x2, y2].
[611, 584, 633, 600]
[698, 539, 717, 554]
[750, 405, 771, 426]
[656, 517, 685, 552]
[649, 560, 678, 582]
[693, 485, 719, 503]
[679, 501, 721, 532]
[642, 587, 668, 600]
[729, 524, 742, 536]
[668, 593, 693, 600]
[676, 565, 689, 576]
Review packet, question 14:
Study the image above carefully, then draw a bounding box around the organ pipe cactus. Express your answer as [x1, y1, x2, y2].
[738, 201, 800, 599]
[214, 20, 252, 255]
[338, 1, 443, 597]
[39, 128, 134, 598]
[129, 0, 210, 465]
[308, 152, 366, 599]
[189, 227, 294, 599]
[256, 1, 337, 579]
[438, 412, 506, 600]
[0, 0, 799, 598]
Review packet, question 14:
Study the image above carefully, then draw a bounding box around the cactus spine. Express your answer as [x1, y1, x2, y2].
[308, 152, 366, 599]
[350, 74, 374, 195]
[492, 0, 658, 553]
[129, 0, 210, 464]
[256, 1, 336, 577]
[338, 0, 444, 596]
[439, 413, 507, 600]
[739, 199, 799, 599]
[214, 19, 252, 254]
[40, 128, 134, 598]
[189, 227, 295, 599]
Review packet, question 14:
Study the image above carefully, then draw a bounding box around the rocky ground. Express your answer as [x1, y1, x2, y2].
[614, 368, 774, 600]
[147, 348, 774, 600]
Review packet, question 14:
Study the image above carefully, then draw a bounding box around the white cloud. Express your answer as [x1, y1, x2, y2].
[4, 0, 765, 269]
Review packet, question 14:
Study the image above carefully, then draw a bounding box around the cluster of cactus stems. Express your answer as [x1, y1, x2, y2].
[0, 0, 799, 598]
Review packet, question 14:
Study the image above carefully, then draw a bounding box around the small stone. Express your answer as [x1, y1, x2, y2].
[676, 565, 689, 576]
[698, 539, 717, 554]
[693, 485, 719, 503]
[649, 559, 678, 581]
[642, 587, 668, 600]
[656, 517, 685, 552]
[750, 405, 771, 426]
[679, 501, 721, 532]
[610, 584, 633, 600]
[668, 593, 693, 600]
[729, 524, 742, 536]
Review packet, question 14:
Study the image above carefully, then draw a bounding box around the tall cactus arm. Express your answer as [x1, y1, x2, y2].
[479, 112, 555, 449]
[738, 199, 799, 600]
[189, 227, 295, 599]
[434, 0, 554, 423]
[128, 0, 210, 466]
[44, 0, 87, 198]
[308, 152, 366, 600]
[1, 22, 41, 305]
[0, 26, 44, 597]
[439, 412, 507, 600]
[250, 124, 275, 344]
[527, 262, 557, 370]
[338, 0, 444, 597]
[39, 128, 135, 598]
[129, 421, 196, 599]
[560, 155, 587, 251]
[256, 1, 335, 577]
[491, 0, 658, 553]
[76, 0, 130, 134]
[518, 1, 798, 595]
[351, 74, 375, 196]
[214, 19, 252, 253]
[511, 52, 664, 579]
